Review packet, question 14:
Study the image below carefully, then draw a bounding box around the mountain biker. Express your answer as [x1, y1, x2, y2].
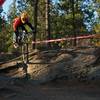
[13, 11, 35, 48]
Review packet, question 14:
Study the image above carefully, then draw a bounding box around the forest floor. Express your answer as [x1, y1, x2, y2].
[0, 47, 100, 100]
[0, 78, 100, 100]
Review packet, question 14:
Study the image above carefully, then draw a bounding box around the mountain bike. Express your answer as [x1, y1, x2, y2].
[13, 29, 34, 77]
[13, 29, 34, 63]
[16, 30, 30, 64]
[13, 28, 35, 63]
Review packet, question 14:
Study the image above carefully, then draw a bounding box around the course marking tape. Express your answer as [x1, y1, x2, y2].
[32, 34, 95, 44]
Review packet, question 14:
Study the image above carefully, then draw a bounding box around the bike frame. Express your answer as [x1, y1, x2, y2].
[20, 31, 29, 64]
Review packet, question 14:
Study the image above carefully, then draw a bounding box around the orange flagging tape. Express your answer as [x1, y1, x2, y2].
[32, 34, 95, 44]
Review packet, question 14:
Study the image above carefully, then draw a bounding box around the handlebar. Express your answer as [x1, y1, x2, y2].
[22, 31, 34, 34]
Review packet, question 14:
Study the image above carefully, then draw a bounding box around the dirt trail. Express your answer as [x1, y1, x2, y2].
[0, 79, 100, 100]
[0, 47, 100, 100]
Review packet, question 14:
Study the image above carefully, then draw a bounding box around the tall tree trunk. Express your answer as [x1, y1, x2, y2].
[72, 0, 76, 46]
[45, 0, 51, 48]
[76, 0, 78, 11]
[33, 0, 38, 49]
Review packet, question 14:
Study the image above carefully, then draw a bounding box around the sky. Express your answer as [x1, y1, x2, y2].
[2, 0, 58, 13]
[2, 0, 58, 17]
[2, 0, 13, 14]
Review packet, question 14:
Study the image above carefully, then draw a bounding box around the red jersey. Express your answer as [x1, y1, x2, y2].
[13, 17, 34, 32]
[13, 17, 23, 31]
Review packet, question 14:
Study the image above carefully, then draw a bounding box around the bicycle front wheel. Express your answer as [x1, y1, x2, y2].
[21, 43, 29, 64]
